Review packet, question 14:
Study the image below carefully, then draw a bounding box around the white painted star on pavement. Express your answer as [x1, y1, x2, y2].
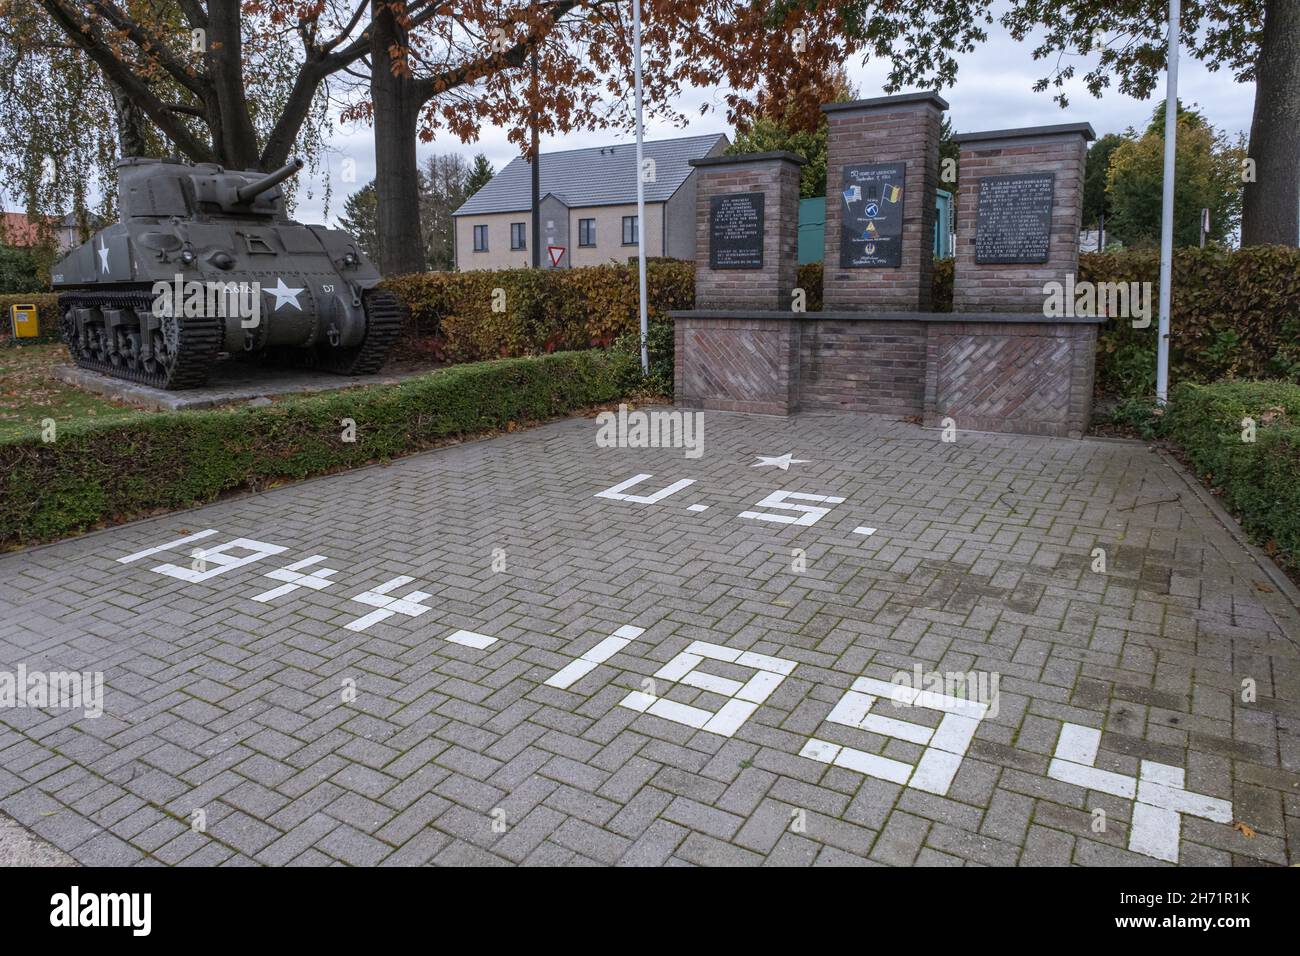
[266, 276, 305, 311]
[752, 453, 810, 471]
[97, 237, 110, 274]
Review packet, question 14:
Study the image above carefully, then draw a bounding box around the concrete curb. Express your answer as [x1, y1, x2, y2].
[0, 811, 77, 867]
[53, 363, 428, 412]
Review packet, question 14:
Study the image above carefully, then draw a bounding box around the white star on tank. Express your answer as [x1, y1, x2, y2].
[266, 277, 305, 311]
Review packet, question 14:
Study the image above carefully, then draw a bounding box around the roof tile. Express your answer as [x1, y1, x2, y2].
[454, 133, 728, 216]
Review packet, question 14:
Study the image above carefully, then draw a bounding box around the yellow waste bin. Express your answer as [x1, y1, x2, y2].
[10, 303, 39, 339]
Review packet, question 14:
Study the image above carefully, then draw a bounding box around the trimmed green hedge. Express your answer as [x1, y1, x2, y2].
[1088, 246, 1300, 397]
[797, 262, 822, 312]
[385, 261, 694, 361]
[0, 349, 637, 547]
[1163, 379, 1300, 571]
[378, 246, 1299, 399]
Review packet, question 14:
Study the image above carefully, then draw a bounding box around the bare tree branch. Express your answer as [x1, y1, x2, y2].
[38, 0, 215, 162]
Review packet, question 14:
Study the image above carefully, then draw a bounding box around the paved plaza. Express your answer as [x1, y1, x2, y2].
[1, 409, 1297, 866]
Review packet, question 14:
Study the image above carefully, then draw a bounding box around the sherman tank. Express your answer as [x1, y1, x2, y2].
[52, 156, 401, 388]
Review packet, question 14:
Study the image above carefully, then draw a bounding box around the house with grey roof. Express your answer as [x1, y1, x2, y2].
[452, 133, 728, 270]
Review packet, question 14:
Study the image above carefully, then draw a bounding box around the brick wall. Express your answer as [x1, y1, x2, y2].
[690, 153, 803, 311]
[822, 93, 946, 312]
[952, 125, 1092, 312]
[798, 321, 926, 415]
[672, 312, 1099, 436]
[674, 315, 800, 414]
[922, 321, 1097, 438]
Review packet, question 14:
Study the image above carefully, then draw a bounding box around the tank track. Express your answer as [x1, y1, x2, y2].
[59, 288, 222, 389]
[314, 288, 405, 376]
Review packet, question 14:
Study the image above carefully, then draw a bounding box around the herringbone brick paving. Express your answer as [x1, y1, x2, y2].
[1, 410, 1297, 866]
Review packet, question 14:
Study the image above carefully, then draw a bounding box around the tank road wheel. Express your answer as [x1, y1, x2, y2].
[110, 327, 130, 368]
[142, 316, 178, 377]
[57, 290, 222, 390]
[122, 329, 144, 372]
[314, 289, 404, 376]
[93, 326, 112, 364]
[59, 305, 88, 364]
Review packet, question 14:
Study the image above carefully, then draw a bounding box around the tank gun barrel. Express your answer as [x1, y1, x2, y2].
[236, 157, 304, 204]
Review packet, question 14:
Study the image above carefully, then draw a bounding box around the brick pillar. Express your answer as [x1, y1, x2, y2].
[689, 152, 805, 311]
[822, 92, 947, 312]
[952, 123, 1094, 312]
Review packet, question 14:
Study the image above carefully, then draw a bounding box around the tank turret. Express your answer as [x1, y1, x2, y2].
[51, 156, 401, 389]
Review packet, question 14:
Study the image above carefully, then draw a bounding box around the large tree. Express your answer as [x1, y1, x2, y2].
[1105, 102, 1245, 248]
[1241, 0, 1299, 245]
[464, 153, 494, 197]
[1083, 133, 1127, 235]
[22, 2, 381, 170]
[728, 69, 856, 199]
[339, 157, 477, 271]
[0, 1, 397, 230]
[0, 11, 124, 231]
[999, 0, 1297, 246]
[419, 153, 470, 271]
[338, 181, 380, 261]
[357, 0, 593, 275]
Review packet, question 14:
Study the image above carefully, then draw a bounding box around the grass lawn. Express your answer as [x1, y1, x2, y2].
[0, 336, 458, 446]
[0, 341, 142, 442]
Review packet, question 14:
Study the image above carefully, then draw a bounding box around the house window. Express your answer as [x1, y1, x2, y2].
[578, 218, 596, 247]
[621, 215, 638, 245]
[473, 224, 488, 252]
[510, 222, 526, 250]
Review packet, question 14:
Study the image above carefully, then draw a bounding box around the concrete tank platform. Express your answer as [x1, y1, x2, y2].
[53, 360, 427, 412]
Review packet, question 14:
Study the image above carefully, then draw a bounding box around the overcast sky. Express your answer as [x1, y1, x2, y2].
[296, 16, 1256, 226]
[2, 8, 1251, 224]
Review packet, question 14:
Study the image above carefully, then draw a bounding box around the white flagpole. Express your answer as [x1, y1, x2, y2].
[1156, 0, 1179, 404]
[632, 0, 649, 374]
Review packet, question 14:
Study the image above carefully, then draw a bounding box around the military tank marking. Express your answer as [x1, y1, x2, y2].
[266, 278, 304, 310]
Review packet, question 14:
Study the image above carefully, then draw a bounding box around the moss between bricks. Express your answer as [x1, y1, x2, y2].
[0, 349, 639, 548]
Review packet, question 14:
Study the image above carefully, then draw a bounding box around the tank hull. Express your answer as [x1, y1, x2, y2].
[51, 157, 399, 389]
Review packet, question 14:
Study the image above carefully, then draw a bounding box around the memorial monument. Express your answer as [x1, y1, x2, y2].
[689, 152, 804, 311]
[951, 123, 1093, 311]
[675, 152, 805, 415]
[671, 93, 1103, 439]
[822, 92, 946, 311]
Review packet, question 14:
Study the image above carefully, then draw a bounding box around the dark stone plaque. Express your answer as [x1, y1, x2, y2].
[709, 193, 764, 269]
[974, 174, 1055, 264]
[839, 162, 906, 268]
